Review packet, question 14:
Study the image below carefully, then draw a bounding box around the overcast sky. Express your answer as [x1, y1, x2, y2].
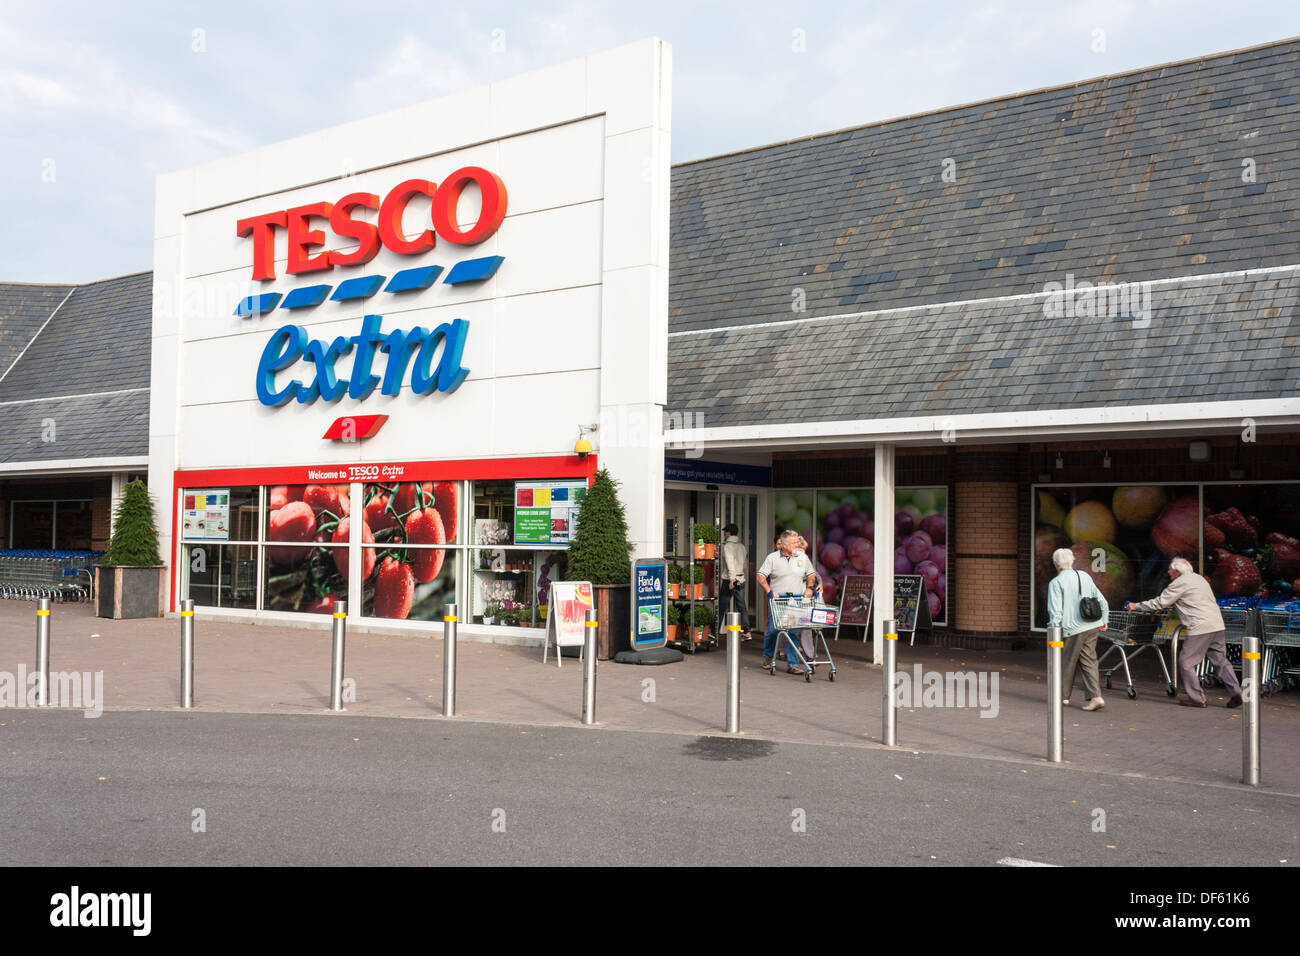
[4, 0, 1298, 283]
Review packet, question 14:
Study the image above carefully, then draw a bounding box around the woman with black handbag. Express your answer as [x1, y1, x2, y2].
[1046, 548, 1110, 711]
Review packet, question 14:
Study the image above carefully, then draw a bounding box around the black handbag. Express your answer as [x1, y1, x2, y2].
[1076, 571, 1103, 621]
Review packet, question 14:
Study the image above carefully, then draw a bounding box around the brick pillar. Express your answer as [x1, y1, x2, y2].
[953, 450, 1019, 633]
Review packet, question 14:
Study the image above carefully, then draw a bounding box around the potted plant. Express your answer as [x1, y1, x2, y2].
[566, 469, 634, 659]
[483, 599, 501, 625]
[666, 563, 682, 599]
[692, 522, 719, 560]
[690, 563, 708, 600]
[666, 604, 683, 642]
[692, 603, 715, 643]
[97, 479, 165, 619]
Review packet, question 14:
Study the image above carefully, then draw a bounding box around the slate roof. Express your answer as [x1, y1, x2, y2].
[667, 269, 1300, 426]
[0, 272, 152, 464]
[670, 38, 1300, 334]
[0, 283, 74, 377]
[667, 37, 1300, 426]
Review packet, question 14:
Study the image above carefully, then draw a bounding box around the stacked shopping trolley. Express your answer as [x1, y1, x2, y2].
[1208, 597, 1300, 696]
[0, 550, 100, 602]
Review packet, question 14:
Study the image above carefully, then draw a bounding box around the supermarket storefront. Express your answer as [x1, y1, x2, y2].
[129, 33, 1300, 650]
[658, 429, 1300, 659]
[150, 40, 671, 634]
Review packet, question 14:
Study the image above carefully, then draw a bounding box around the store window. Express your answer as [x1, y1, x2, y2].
[10, 499, 96, 550]
[1031, 484, 1198, 629]
[774, 487, 949, 625]
[181, 486, 259, 609]
[260, 483, 352, 613]
[469, 479, 584, 628]
[1203, 483, 1300, 602]
[360, 480, 461, 621]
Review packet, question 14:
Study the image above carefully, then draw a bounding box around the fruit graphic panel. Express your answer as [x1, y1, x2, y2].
[362, 547, 456, 621]
[1032, 484, 1198, 628]
[777, 487, 948, 624]
[1203, 482, 1300, 602]
[263, 544, 348, 614]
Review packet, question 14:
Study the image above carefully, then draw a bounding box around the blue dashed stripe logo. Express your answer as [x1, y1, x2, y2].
[234, 255, 504, 317]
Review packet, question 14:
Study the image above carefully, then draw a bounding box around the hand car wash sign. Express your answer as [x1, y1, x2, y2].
[235, 167, 507, 408]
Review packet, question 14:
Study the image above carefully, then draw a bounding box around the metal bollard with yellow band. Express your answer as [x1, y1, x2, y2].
[181, 598, 196, 709]
[882, 618, 897, 746]
[726, 611, 742, 733]
[443, 603, 458, 717]
[1046, 626, 1064, 762]
[582, 608, 598, 724]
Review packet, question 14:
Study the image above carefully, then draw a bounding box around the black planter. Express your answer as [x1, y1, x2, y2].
[96, 566, 165, 619]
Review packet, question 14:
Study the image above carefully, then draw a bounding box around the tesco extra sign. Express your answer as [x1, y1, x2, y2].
[242, 167, 507, 411]
[236, 167, 507, 280]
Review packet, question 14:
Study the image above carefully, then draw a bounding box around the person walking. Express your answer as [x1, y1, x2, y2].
[1046, 548, 1108, 711]
[1126, 557, 1242, 708]
[794, 535, 817, 661]
[719, 524, 750, 638]
[757, 530, 817, 675]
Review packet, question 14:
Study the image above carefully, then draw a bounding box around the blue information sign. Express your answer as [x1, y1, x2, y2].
[632, 559, 668, 650]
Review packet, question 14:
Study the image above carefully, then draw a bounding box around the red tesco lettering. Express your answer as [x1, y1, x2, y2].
[236, 167, 508, 281]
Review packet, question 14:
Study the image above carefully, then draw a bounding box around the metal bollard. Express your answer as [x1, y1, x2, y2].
[35, 598, 51, 707]
[1242, 635, 1261, 787]
[180, 599, 195, 709]
[725, 611, 742, 733]
[882, 618, 897, 746]
[1047, 626, 1063, 763]
[329, 600, 347, 711]
[581, 608, 598, 724]
[442, 603, 457, 717]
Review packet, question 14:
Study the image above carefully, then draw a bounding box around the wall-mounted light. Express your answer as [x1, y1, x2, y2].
[1103, 450, 1112, 469]
[1055, 452, 1064, 469]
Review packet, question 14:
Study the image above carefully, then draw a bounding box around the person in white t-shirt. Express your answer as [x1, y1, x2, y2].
[757, 530, 816, 674]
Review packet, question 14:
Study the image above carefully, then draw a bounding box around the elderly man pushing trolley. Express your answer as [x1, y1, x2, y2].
[1126, 556, 1242, 708]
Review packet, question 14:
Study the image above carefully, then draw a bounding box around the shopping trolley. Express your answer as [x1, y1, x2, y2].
[1258, 603, 1300, 695]
[1098, 609, 1177, 699]
[0, 550, 99, 602]
[1207, 602, 1256, 689]
[766, 593, 838, 682]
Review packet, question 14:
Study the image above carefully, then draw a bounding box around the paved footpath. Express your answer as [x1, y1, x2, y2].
[0, 601, 1296, 795]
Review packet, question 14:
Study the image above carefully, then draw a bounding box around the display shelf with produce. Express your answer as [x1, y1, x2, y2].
[665, 514, 719, 652]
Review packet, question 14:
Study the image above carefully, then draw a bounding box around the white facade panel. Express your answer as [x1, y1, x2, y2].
[150, 38, 672, 621]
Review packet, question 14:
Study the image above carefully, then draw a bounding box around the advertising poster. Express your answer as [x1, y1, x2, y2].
[633, 560, 667, 648]
[836, 574, 927, 634]
[774, 487, 947, 625]
[838, 574, 874, 626]
[549, 581, 595, 647]
[515, 480, 587, 546]
[182, 490, 230, 540]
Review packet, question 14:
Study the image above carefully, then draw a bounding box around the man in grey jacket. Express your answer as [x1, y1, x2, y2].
[1126, 557, 1242, 708]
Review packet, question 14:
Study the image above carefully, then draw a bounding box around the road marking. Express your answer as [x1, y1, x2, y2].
[997, 857, 1059, 867]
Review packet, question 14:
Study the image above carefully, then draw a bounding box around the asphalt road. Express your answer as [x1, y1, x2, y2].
[1, 709, 1296, 867]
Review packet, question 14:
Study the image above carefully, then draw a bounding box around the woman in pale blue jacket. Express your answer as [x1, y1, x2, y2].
[1046, 548, 1109, 711]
